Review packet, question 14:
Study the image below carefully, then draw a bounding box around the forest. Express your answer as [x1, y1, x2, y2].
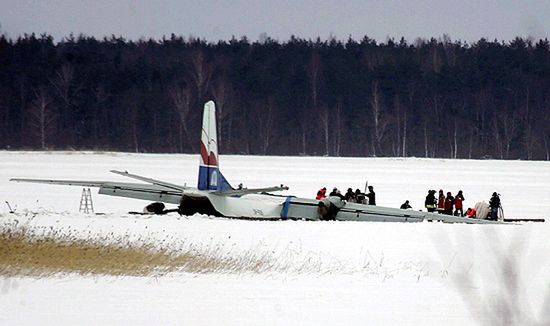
[1, 33, 549, 160]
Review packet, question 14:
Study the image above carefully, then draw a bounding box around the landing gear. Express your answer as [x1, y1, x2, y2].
[177, 201, 196, 216]
[178, 195, 222, 217]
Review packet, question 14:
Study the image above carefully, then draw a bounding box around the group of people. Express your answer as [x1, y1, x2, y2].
[316, 186, 376, 205]
[424, 189, 466, 216]
[315, 185, 502, 220]
[424, 189, 502, 220]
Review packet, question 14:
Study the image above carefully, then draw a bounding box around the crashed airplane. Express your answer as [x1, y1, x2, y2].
[11, 101, 503, 224]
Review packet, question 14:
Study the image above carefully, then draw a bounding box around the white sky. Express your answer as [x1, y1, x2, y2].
[1, 0, 549, 43]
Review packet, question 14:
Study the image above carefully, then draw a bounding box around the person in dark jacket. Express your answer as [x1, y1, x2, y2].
[400, 200, 412, 209]
[355, 189, 366, 204]
[366, 185, 376, 205]
[425, 190, 436, 212]
[344, 188, 356, 202]
[454, 190, 465, 216]
[444, 192, 454, 215]
[329, 187, 345, 200]
[437, 189, 445, 214]
[489, 192, 501, 220]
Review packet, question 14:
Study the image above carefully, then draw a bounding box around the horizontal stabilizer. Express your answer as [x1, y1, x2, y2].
[97, 182, 182, 204]
[110, 170, 186, 191]
[212, 185, 289, 197]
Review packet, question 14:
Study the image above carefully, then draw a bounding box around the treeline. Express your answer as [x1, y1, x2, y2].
[1, 33, 550, 159]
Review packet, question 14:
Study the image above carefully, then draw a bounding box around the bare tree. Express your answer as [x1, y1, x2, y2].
[211, 75, 233, 149]
[402, 107, 408, 157]
[404, 81, 417, 157]
[299, 101, 310, 155]
[131, 107, 139, 153]
[492, 110, 519, 159]
[475, 89, 491, 150]
[395, 95, 401, 156]
[15, 75, 29, 137]
[169, 82, 195, 153]
[302, 48, 323, 156]
[50, 63, 83, 144]
[492, 117, 504, 159]
[370, 81, 387, 156]
[308, 49, 321, 110]
[447, 101, 467, 159]
[393, 94, 408, 157]
[423, 120, 430, 158]
[522, 86, 535, 160]
[430, 43, 443, 73]
[467, 125, 475, 159]
[91, 85, 109, 148]
[51, 64, 75, 106]
[332, 103, 343, 156]
[319, 106, 330, 156]
[29, 87, 56, 149]
[431, 89, 443, 128]
[190, 49, 213, 104]
[447, 118, 458, 159]
[255, 98, 275, 155]
[442, 34, 457, 66]
[500, 111, 520, 159]
[544, 135, 550, 161]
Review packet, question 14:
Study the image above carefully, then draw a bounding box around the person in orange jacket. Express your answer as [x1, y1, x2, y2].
[316, 187, 327, 200]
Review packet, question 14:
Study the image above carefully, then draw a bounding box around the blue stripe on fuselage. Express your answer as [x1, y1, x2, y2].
[280, 196, 293, 219]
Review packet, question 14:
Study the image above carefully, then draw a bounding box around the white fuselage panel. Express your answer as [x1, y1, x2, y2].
[206, 193, 286, 219]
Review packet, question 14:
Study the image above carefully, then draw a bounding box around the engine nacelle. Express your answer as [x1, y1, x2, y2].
[143, 202, 166, 214]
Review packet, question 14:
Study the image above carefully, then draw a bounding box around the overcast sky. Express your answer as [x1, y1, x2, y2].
[1, 0, 549, 43]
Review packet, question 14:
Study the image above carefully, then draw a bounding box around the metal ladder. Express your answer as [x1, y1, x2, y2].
[79, 188, 94, 213]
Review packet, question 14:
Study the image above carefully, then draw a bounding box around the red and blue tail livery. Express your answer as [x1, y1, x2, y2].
[197, 101, 233, 191]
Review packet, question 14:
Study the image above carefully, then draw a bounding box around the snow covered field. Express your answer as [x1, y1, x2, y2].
[1, 151, 549, 325]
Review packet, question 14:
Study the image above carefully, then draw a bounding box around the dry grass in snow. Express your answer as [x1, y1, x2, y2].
[0, 219, 281, 277]
[1, 219, 425, 278]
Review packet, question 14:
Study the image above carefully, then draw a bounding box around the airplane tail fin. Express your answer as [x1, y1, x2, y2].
[198, 101, 233, 191]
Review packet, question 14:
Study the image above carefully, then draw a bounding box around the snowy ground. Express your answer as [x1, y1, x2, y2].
[1, 151, 549, 325]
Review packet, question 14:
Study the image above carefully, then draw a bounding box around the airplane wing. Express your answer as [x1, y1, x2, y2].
[10, 178, 183, 204]
[422, 213, 507, 224]
[285, 197, 506, 224]
[335, 201, 506, 224]
[10, 178, 108, 187]
[212, 185, 289, 197]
